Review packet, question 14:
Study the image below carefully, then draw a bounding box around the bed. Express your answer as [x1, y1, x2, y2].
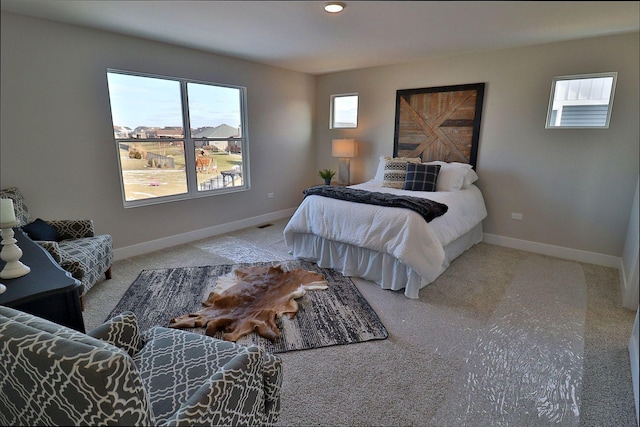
[284, 158, 487, 298]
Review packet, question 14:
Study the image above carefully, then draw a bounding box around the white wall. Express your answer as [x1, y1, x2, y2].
[0, 12, 317, 254]
[621, 176, 639, 310]
[630, 308, 639, 425]
[316, 33, 640, 263]
[2, 11, 639, 267]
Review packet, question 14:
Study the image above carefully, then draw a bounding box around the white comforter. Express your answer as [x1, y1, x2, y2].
[283, 181, 487, 284]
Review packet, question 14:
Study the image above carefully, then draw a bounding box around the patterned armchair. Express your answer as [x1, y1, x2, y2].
[0, 187, 112, 297]
[0, 306, 283, 426]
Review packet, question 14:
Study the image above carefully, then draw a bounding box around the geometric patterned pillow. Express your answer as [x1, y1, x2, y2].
[381, 157, 421, 188]
[87, 311, 143, 358]
[403, 163, 441, 192]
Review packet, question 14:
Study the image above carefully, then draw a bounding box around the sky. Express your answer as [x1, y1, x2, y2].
[106, 72, 242, 130]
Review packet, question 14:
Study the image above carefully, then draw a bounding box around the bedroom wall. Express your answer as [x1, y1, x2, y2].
[0, 12, 317, 254]
[621, 176, 639, 310]
[1, 11, 638, 270]
[315, 32, 640, 264]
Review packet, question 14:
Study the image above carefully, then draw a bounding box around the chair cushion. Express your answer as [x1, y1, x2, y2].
[57, 234, 113, 294]
[23, 218, 62, 241]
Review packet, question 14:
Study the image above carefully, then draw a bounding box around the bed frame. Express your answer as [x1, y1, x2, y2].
[288, 82, 486, 298]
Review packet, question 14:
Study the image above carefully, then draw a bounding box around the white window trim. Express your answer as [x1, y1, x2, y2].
[107, 69, 250, 208]
[330, 93, 359, 129]
[545, 72, 617, 129]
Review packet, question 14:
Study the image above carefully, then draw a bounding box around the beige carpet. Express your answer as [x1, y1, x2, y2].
[83, 218, 637, 426]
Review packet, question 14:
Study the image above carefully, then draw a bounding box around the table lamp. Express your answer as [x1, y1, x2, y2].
[0, 198, 30, 279]
[332, 139, 357, 185]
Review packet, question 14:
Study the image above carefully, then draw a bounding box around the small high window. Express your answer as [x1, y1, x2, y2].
[545, 72, 617, 129]
[330, 93, 358, 129]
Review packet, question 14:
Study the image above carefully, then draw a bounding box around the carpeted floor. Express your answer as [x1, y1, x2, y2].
[83, 218, 638, 426]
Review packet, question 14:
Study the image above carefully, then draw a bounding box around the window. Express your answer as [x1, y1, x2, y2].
[106, 70, 248, 207]
[545, 72, 617, 129]
[330, 93, 358, 128]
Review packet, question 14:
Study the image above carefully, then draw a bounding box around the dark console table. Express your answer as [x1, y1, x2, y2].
[0, 228, 85, 332]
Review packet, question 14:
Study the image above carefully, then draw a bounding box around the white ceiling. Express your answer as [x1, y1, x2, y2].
[1, 1, 638, 75]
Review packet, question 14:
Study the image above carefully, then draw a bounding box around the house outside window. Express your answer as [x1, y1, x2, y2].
[106, 70, 249, 207]
[545, 72, 617, 129]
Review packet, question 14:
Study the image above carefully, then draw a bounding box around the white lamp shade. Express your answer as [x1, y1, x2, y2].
[332, 139, 357, 158]
[0, 198, 16, 224]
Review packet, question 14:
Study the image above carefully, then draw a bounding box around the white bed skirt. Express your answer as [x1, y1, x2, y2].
[288, 222, 484, 299]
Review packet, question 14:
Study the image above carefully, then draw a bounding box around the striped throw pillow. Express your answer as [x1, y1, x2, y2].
[381, 157, 421, 188]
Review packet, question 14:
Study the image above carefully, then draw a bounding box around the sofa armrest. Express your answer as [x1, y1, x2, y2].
[135, 328, 281, 426]
[48, 219, 95, 239]
[160, 347, 268, 427]
[262, 352, 283, 425]
[35, 240, 82, 280]
[35, 240, 62, 263]
[88, 311, 143, 358]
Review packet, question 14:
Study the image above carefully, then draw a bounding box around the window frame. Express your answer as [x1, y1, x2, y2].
[330, 93, 359, 129]
[107, 69, 250, 208]
[545, 72, 617, 129]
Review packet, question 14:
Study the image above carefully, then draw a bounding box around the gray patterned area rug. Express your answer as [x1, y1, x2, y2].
[107, 260, 388, 353]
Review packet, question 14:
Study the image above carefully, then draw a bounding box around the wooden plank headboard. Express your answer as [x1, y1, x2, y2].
[393, 83, 485, 169]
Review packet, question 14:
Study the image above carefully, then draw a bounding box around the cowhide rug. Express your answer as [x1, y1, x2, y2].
[169, 264, 328, 341]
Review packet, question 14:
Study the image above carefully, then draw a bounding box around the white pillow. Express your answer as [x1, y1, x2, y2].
[373, 155, 386, 183]
[424, 161, 474, 191]
[463, 168, 479, 188]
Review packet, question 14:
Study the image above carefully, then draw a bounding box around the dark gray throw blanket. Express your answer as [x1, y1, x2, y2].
[303, 186, 448, 223]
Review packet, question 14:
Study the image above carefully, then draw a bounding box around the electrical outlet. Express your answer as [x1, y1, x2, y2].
[511, 213, 523, 220]
[267, 192, 274, 199]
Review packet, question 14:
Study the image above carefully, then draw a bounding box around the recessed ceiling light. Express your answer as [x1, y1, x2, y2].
[324, 2, 345, 13]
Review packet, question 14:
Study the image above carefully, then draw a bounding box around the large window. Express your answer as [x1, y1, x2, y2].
[106, 70, 249, 207]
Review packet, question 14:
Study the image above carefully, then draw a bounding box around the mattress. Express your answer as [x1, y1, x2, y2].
[284, 181, 487, 298]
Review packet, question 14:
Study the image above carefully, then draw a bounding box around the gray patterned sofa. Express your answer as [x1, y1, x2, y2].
[0, 187, 112, 297]
[0, 306, 283, 426]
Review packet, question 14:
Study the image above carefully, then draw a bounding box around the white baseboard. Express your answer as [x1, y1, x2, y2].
[113, 208, 296, 261]
[482, 233, 621, 268]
